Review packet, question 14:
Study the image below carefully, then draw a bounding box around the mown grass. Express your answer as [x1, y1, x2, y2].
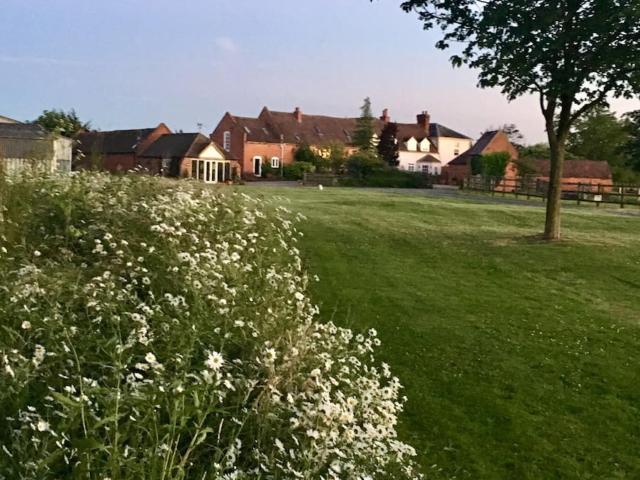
[242, 186, 640, 479]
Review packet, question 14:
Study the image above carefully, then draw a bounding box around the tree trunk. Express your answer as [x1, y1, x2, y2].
[543, 140, 566, 240]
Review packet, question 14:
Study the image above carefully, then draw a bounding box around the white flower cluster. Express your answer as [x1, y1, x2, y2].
[0, 172, 422, 479]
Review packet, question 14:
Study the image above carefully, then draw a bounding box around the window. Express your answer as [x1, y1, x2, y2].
[271, 157, 280, 168]
[223, 131, 231, 151]
[454, 149, 460, 156]
[408, 163, 415, 172]
[421, 164, 429, 173]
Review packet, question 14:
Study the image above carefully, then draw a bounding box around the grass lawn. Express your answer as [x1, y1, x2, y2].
[243, 186, 640, 479]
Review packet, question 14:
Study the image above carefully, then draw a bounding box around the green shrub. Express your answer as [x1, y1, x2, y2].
[345, 151, 384, 179]
[260, 159, 273, 178]
[471, 152, 511, 177]
[283, 161, 315, 180]
[340, 169, 433, 188]
[0, 172, 421, 480]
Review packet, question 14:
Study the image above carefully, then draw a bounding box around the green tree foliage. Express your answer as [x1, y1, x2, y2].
[398, 0, 640, 239]
[346, 151, 384, 179]
[34, 109, 89, 138]
[520, 143, 583, 161]
[294, 143, 319, 164]
[326, 142, 347, 173]
[623, 110, 640, 172]
[513, 158, 538, 177]
[471, 152, 511, 177]
[353, 97, 376, 152]
[283, 161, 315, 180]
[567, 107, 629, 166]
[377, 122, 400, 167]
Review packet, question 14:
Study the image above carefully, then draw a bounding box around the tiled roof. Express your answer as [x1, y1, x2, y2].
[76, 128, 156, 154]
[0, 123, 52, 158]
[429, 123, 471, 139]
[0, 115, 20, 124]
[449, 130, 499, 165]
[527, 159, 612, 179]
[0, 123, 48, 140]
[139, 133, 212, 158]
[226, 107, 467, 148]
[416, 154, 441, 163]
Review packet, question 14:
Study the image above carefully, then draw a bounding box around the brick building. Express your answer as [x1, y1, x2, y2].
[75, 123, 171, 171]
[443, 130, 518, 184]
[211, 106, 472, 179]
[137, 132, 232, 182]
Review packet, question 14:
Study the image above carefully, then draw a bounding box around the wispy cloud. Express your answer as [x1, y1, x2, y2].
[0, 55, 85, 66]
[214, 37, 239, 53]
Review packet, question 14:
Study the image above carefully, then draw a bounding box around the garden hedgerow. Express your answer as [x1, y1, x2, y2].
[0, 172, 422, 479]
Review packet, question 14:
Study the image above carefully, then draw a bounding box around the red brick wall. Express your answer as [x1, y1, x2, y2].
[442, 131, 519, 185]
[103, 153, 137, 172]
[442, 164, 469, 185]
[211, 113, 246, 165]
[242, 142, 297, 177]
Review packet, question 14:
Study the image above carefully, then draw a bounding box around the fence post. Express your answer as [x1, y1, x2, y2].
[577, 182, 581, 205]
[621, 183, 625, 209]
[515, 178, 519, 199]
[597, 184, 602, 208]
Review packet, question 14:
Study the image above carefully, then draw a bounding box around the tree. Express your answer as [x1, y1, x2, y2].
[294, 143, 320, 164]
[326, 142, 348, 173]
[567, 107, 629, 167]
[622, 110, 640, 171]
[377, 122, 400, 167]
[353, 97, 376, 151]
[471, 152, 511, 177]
[34, 109, 90, 138]
[398, 0, 640, 240]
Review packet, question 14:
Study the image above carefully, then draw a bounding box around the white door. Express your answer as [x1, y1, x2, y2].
[202, 160, 215, 183]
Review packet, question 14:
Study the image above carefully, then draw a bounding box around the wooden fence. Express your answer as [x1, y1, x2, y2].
[464, 176, 640, 208]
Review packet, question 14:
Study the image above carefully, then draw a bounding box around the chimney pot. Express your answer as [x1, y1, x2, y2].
[417, 110, 431, 131]
[380, 108, 390, 124]
[294, 107, 302, 123]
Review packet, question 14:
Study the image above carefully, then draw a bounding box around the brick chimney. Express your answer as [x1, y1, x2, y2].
[417, 110, 431, 132]
[294, 107, 303, 123]
[380, 108, 390, 124]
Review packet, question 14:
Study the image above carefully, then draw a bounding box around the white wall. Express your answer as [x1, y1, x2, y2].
[54, 137, 72, 172]
[198, 143, 226, 161]
[398, 151, 441, 174]
[433, 137, 473, 165]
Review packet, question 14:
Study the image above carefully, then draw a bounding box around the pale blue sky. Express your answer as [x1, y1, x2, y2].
[1, 0, 638, 143]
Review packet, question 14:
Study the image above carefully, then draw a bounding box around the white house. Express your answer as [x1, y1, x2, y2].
[392, 111, 472, 174]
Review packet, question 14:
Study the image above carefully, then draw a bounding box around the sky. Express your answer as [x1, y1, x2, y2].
[1, 0, 639, 144]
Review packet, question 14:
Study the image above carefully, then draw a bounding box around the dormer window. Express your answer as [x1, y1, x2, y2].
[223, 131, 231, 151]
[262, 127, 270, 136]
[244, 126, 251, 134]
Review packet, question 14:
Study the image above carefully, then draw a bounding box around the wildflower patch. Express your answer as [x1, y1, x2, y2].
[0, 173, 421, 479]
